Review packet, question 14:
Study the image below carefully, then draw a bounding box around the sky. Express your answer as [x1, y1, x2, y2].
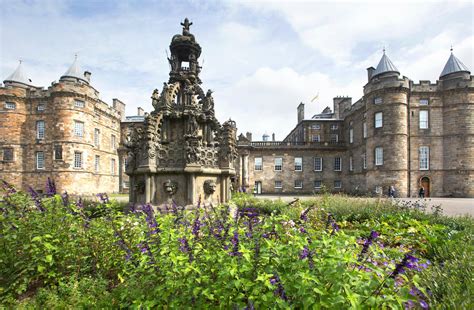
[1, 0, 473, 140]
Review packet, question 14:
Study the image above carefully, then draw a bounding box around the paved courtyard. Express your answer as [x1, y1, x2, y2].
[253, 195, 474, 217]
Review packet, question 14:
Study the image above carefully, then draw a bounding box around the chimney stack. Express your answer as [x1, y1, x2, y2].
[297, 102, 305, 124]
[246, 132, 252, 141]
[272, 133, 275, 141]
[84, 71, 91, 82]
[137, 107, 144, 116]
[367, 67, 375, 81]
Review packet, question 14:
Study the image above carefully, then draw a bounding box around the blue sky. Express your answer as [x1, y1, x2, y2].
[1, 0, 473, 139]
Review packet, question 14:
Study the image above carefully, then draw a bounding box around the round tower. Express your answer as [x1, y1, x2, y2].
[439, 50, 474, 197]
[364, 50, 410, 197]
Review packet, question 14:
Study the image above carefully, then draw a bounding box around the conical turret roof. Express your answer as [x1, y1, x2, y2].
[3, 61, 34, 87]
[372, 51, 399, 79]
[60, 55, 88, 83]
[440, 50, 470, 78]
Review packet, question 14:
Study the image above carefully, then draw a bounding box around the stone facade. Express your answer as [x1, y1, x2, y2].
[236, 53, 474, 198]
[0, 61, 124, 195]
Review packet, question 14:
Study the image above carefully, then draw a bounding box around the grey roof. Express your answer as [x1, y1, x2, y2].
[440, 52, 471, 77]
[60, 56, 88, 83]
[3, 61, 34, 86]
[372, 52, 399, 79]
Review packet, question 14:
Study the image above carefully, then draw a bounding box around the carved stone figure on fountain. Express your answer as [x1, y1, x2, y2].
[151, 88, 160, 111]
[203, 179, 217, 205]
[163, 179, 178, 202]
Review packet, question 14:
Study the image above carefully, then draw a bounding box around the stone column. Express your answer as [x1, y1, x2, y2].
[238, 156, 243, 186]
[145, 175, 151, 203]
[242, 154, 249, 187]
[187, 173, 196, 205]
[129, 177, 135, 203]
[150, 175, 156, 204]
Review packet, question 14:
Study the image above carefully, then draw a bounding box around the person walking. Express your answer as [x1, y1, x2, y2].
[388, 185, 396, 198]
[418, 187, 425, 198]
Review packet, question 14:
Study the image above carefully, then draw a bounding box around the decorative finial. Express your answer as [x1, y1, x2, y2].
[383, 46, 386, 54]
[181, 18, 193, 31]
[74, 53, 78, 60]
[450, 45, 453, 53]
[19, 59, 22, 64]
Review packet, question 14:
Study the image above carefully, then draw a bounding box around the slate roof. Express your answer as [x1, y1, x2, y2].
[440, 52, 471, 78]
[3, 61, 34, 86]
[372, 52, 399, 79]
[60, 56, 88, 83]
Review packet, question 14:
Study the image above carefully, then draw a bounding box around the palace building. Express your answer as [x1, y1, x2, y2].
[236, 51, 474, 198]
[1, 31, 473, 198]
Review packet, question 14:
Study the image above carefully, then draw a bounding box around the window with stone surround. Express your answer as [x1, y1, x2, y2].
[330, 134, 339, 143]
[363, 122, 367, 138]
[74, 121, 84, 138]
[375, 112, 383, 128]
[294, 180, 303, 189]
[312, 124, 321, 130]
[5, 102, 16, 110]
[334, 157, 342, 171]
[36, 151, 45, 169]
[74, 152, 83, 169]
[274, 157, 282, 171]
[419, 110, 429, 129]
[314, 180, 322, 189]
[2, 148, 14, 161]
[312, 134, 320, 142]
[419, 146, 429, 170]
[294, 157, 303, 171]
[254, 157, 263, 171]
[349, 128, 354, 143]
[36, 120, 45, 139]
[375, 147, 384, 166]
[111, 158, 116, 175]
[74, 99, 85, 108]
[419, 99, 429, 105]
[349, 156, 353, 171]
[374, 97, 383, 104]
[274, 180, 282, 189]
[363, 153, 367, 169]
[334, 180, 342, 188]
[111, 134, 116, 150]
[95, 155, 100, 173]
[94, 129, 100, 147]
[331, 124, 338, 130]
[54, 145, 62, 160]
[314, 157, 322, 171]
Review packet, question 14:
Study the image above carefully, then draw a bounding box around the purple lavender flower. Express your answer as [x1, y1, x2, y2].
[28, 186, 45, 212]
[419, 300, 429, 309]
[142, 204, 160, 235]
[269, 274, 288, 301]
[300, 206, 311, 221]
[76, 198, 84, 209]
[390, 254, 419, 279]
[192, 215, 202, 238]
[358, 230, 379, 260]
[229, 231, 242, 257]
[299, 246, 315, 269]
[96, 193, 109, 204]
[1, 180, 17, 195]
[299, 227, 307, 234]
[178, 237, 193, 262]
[61, 191, 69, 206]
[45, 177, 57, 197]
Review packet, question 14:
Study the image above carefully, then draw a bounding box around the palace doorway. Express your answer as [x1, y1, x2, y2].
[254, 181, 262, 194]
[420, 177, 430, 197]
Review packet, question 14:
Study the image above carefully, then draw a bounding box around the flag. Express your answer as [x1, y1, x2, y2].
[311, 92, 319, 102]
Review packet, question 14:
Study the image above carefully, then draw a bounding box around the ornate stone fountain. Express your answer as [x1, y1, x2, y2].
[125, 18, 238, 208]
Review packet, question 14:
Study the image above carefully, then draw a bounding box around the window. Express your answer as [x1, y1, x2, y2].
[330, 134, 339, 143]
[374, 97, 383, 104]
[36, 151, 45, 169]
[331, 124, 338, 130]
[54, 145, 62, 160]
[294, 180, 303, 189]
[94, 129, 100, 147]
[74, 121, 84, 137]
[74, 99, 85, 108]
[314, 157, 322, 171]
[294, 157, 302, 171]
[375, 112, 383, 128]
[5, 102, 16, 110]
[2, 148, 13, 161]
[349, 156, 353, 171]
[349, 128, 354, 143]
[37, 103, 45, 111]
[36, 120, 45, 139]
[312, 134, 320, 142]
[95, 155, 100, 173]
[254, 157, 263, 171]
[314, 180, 322, 189]
[419, 99, 429, 105]
[312, 124, 321, 130]
[334, 180, 342, 189]
[334, 157, 342, 171]
[274, 181, 282, 189]
[363, 153, 367, 169]
[419, 146, 429, 170]
[375, 147, 384, 166]
[111, 134, 116, 149]
[111, 158, 116, 175]
[274, 157, 282, 171]
[363, 122, 367, 138]
[419, 110, 429, 129]
[74, 152, 83, 168]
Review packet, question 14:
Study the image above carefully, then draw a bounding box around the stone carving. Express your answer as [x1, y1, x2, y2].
[187, 115, 199, 136]
[204, 179, 216, 195]
[202, 89, 215, 115]
[163, 179, 178, 199]
[185, 137, 201, 164]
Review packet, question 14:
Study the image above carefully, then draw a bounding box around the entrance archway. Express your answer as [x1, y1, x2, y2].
[420, 177, 430, 197]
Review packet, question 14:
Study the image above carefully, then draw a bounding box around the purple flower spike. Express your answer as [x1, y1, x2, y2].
[96, 193, 109, 204]
[28, 186, 45, 212]
[269, 274, 288, 301]
[61, 191, 69, 206]
[229, 231, 242, 257]
[419, 300, 429, 309]
[45, 177, 57, 197]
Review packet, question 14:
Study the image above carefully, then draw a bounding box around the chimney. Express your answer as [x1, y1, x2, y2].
[272, 133, 275, 141]
[367, 67, 375, 82]
[112, 98, 126, 119]
[246, 132, 252, 141]
[137, 107, 144, 116]
[333, 97, 352, 119]
[84, 71, 91, 82]
[297, 102, 305, 124]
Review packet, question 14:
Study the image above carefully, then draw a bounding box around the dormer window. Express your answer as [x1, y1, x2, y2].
[5, 102, 16, 110]
[374, 97, 383, 104]
[419, 99, 429, 105]
[74, 99, 85, 108]
[37, 103, 45, 111]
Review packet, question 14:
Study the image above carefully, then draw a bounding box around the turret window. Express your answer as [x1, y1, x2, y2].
[374, 97, 383, 104]
[74, 152, 83, 169]
[2, 148, 14, 161]
[419, 147, 429, 170]
[419, 110, 429, 129]
[419, 99, 429, 105]
[36, 151, 45, 169]
[54, 145, 63, 160]
[95, 155, 100, 173]
[5, 102, 16, 110]
[36, 120, 45, 139]
[74, 99, 85, 108]
[375, 147, 384, 166]
[74, 121, 84, 137]
[375, 112, 383, 128]
[94, 129, 100, 147]
[37, 103, 45, 111]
